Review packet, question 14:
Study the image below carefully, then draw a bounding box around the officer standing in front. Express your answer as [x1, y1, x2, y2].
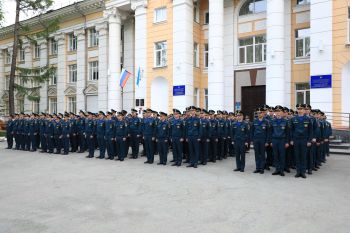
[129, 109, 142, 159]
[169, 109, 185, 166]
[6, 115, 14, 149]
[156, 112, 170, 165]
[185, 107, 202, 168]
[231, 111, 249, 172]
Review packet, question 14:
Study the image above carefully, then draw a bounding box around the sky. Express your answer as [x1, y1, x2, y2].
[1, 0, 78, 27]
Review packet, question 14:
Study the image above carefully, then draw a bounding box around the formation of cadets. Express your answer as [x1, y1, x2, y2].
[5, 103, 332, 179]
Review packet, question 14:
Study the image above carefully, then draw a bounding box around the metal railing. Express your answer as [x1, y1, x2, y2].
[324, 112, 350, 129]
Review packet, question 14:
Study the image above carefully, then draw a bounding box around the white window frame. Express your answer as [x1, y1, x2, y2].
[19, 47, 25, 62]
[17, 99, 24, 113]
[50, 38, 58, 55]
[194, 42, 199, 68]
[5, 50, 11, 64]
[154, 41, 167, 68]
[193, 88, 199, 107]
[89, 28, 99, 47]
[204, 88, 208, 110]
[32, 100, 40, 113]
[154, 7, 167, 23]
[67, 96, 77, 114]
[49, 69, 57, 85]
[68, 64, 77, 83]
[68, 33, 77, 51]
[295, 28, 310, 58]
[193, 1, 200, 23]
[295, 83, 310, 105]
[34, 43, 40, 59]
[204, 11, 209, 25]
[49, 97, 57, 114]
[204, 44, 209, 69]
[88, 61, 99, 81]
[238, 35, 266, 64]
[4, 75, 9, 90]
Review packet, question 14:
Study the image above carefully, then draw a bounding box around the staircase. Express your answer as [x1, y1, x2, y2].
[329, 136, 350, 155]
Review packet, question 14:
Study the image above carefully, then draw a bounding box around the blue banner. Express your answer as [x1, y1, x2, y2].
[310, 75, 332, 89]
[173, 85, 185, 96]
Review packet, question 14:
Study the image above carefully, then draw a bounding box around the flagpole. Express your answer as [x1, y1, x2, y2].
[121, 87, 124, 110]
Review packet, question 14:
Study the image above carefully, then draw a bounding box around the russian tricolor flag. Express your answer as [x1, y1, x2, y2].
[119, 69, 132, 88]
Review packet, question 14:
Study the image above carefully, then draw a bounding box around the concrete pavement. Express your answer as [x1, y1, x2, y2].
[0, 141, 349, 233]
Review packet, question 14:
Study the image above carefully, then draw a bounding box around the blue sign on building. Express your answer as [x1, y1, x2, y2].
[173, 85, 186, 96]
[310, 75, 332, 89]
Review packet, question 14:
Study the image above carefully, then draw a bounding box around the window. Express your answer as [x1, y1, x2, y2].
[136, 98, 145, 107]
[204, 12, 209, 25]
[89, 61, 99, 81]
[34, 43, 40, 59]
[89, 28, 99, 47]
[239, 0, 266, 16]
[154, 7, 167, 23]
[68, 64, 77, 83]
[32, 100, 39, 114]
[154, 41, 167, 67]
[204, 88, 208, 110]
[296, 83, 310, 105]
[295, 28, 310, 58]
[194, 43, 199, 67]
[17, 99, 24, 113]
[68, 33, 77, 51]
[49, 98, 57, 114]
[239, 35, 266, 64]
[5, 50, 11, 64]
[67, 96, 77, 113]
[3, 100, 9, 115]
[193, 88, 199, 107]
[4, 75, 9, 90]
[19, 47, 25, 62]
[49, 69, 57, 85]
[204, 44, 209, 68]
[297, 0, 310, 5]
[50, 38, 58, 55]
[193, 1, 199, 23]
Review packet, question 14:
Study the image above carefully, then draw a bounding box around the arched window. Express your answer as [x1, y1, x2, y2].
[239, 0, 267, 16]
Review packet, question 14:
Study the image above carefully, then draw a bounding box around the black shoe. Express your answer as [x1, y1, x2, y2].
[301, 173, 307, 179]
[120, 158, 124, 161]
[253, 170, 259, 173]
[157, 162, 162, 165]
[234, 168, 240, 172]
[85, 155, 92, 158]
[193, 164, 198, 168]
[54, 152, 60, 154]
[284, 169, 291, 173]
[63, 152, 68, 155]
[186, 164, 194, 168]
[240, 170, 244, 172]
[312, 168, 317, 171]
[144, 161, 150, 164]
[265, 166, 270, 171]
[171, 163, 177, 166]
[295, 173, 301, 178]
[177, 164, 182, 167]
[170, 160, 175, 163]
[259, 170, 264, 174]
[307, 171, 312, 175]
[280, 172, 285, 176]
[272, 171, 280, 175]
[315, 166, 320, 169]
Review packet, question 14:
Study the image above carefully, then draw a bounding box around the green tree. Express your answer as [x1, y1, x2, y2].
[7, 0, 57, 115]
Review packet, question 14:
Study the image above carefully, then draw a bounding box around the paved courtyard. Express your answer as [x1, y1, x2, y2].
[0, 141, 349, 233]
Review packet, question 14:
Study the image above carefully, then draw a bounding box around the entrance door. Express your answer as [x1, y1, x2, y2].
[241, 85, 266, 120]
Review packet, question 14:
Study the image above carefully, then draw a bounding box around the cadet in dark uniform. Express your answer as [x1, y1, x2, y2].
[61, 114, 71, 155]
[53, 116, 62, 154]
[290, 104, 312, 178]
[169, 109, 185, 166]
[85, 112, 96, 158]
[105, 112, 115, 160]
[46, 115, 55, 154]
[29, 114, 38, 152]
[6, 115, 14, 149]
[142, 109, 156, 164]
[185, 106, 202, 168]
[77, 110, 86, 153]
[156, 112, 169, 165]
[115, 112, 128, 161]
[208, 110, 219, 163]
[38, 113, 47, 153]
[200, 110, 210, 165]
[251, 107, 269, 174]
[270, 106, 290, 176]
[129, 109, 142, 159]
[96, 111, 106, 159]
[231, 111, 249, 172]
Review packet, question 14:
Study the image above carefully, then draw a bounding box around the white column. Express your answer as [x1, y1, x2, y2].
[172, 0, 193, 112]
[310, 0, 333, 112]
[224, 0, 234, 111]
[266, 0, 285, 106]
[96, 22, 108, 112]
[123, 19, 135, 111]
[0, 47, 5, 102]
[38, 39, 48, 112]
[22, 44, 32, 113]
[208, 0, 224, 110]
[54, 33, 66, 113]
[284, 0, 292, 108]
[105, 7, 122, 111]
[74, 28, 86, 112]
[132, 1, 147, 110]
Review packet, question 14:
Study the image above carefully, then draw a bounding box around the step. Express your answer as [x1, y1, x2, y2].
[330, 149, 350, 155]
[329, 143, 350, 150]
[330, 139, 343, 144]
